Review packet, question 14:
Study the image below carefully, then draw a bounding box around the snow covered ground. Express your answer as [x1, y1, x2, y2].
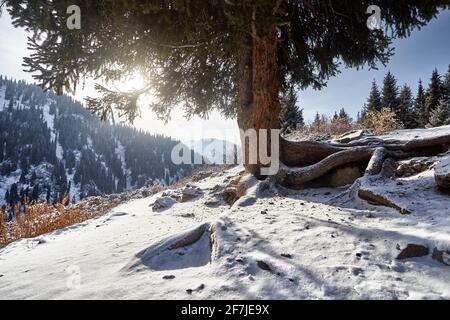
[1, 161, 449, 300]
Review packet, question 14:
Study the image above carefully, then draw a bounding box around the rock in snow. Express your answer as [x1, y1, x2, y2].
[151, 196, 177, 211]
[435, 153, 450, 189]
[432, 248, 450, 266]
[396, 244, 429, 260]
[180, 185, 203, 202]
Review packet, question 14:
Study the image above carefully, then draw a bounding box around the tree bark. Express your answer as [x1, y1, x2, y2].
[237, 30, 281, 179]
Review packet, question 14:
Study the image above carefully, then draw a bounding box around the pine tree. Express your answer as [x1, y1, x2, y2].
[415, 80, 428, 128]
[425, 68, 444, 121]
[443, 65, 450, 102]
[338, 108, 350, 121]
[359, 104, 368, 123]
[19, 171, 27, 184]
[8, 183, 19, 206]
[356, 112, 362, 125]
[31, 184, 40, 203]
[279, 86, 304, 133]
[312, 112, 322, 131]
[46, 186, 51, 203]
[397, 85, 416, 129]
[429, 99, 449, 127]
[381, 72, 399, 111]
[367, 80, 382, 112]
[8, 98, 14, 112]
[332, 111, 339, 121]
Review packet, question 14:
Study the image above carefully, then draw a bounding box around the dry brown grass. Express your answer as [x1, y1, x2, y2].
[0, 196, 120, 249]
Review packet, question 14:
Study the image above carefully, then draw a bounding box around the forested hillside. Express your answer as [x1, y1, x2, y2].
[0, 76, 194, 208]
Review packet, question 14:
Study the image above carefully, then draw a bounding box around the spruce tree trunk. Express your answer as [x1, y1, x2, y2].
[237, 31, 281, 179]
[236, 29, 450, 192]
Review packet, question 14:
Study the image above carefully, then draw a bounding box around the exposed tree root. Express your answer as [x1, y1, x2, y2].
[277, 147, 373, 187]
[279, 132, 450, 188]
[167, 223, 211, 250]
[279, 130, 450, 212]
[364, 147, 387, 176]
[403, 134, 450, 152]
[280, 138, 346, 166]
[357, 189, 411, 215]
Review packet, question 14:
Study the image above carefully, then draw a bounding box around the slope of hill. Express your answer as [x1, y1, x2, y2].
[0, 76, 194, 207]
[0, 127, 449, 299]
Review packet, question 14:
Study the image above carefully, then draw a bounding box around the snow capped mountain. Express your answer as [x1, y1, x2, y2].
[0, 76, 195, 207]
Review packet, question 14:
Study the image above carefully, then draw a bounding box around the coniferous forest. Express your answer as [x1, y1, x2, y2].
[0, 76, 194, 208]
[359, 66, 450, 128]
[279, 65, 450, 139]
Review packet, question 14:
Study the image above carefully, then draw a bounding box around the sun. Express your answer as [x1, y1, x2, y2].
[111, 72, 147, 93]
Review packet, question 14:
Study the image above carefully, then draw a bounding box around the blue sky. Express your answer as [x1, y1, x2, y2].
[300, 9, 450, 120]
[1, 8, 449, 142]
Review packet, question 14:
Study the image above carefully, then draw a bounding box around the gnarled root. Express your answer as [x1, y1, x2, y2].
[278, 131, 450, 189]
[277, 147, 374, 188]
[278, 130, 450, 212]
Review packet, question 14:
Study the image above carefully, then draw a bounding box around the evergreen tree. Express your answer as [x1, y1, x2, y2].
[30, 171, 37, 186]
[415, 80, 428, 128]
[279, 86, 304, 133]
[46, 186, 51, 203]
[332, 111, 339, 121]
[443, 65, 450, 102]
[424, 68, 444, 121]
[366, 80, 382, 112]
[19, 171, 27, 184]
[397, 85, 416, 129]
[429, 99, 449, 127]
[381, 72, 399, 111]
[356, 112, 362, 125]
[359, 104, 368, 123]
[338, 108, 350, 121]
[312, 112, 322, 131]
[8, 184, 19, 206]
[8, 98, 14, 112]
[31, 184, 40, 203]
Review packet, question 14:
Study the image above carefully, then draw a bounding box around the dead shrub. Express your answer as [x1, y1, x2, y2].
[360, 107, 403, 135]
[289, 115, 357, 141]
[0, 195, 119, 249]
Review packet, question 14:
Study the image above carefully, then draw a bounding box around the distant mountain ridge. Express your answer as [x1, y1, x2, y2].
[185, 138, 242, 165]
[0, 76, 195, 207]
